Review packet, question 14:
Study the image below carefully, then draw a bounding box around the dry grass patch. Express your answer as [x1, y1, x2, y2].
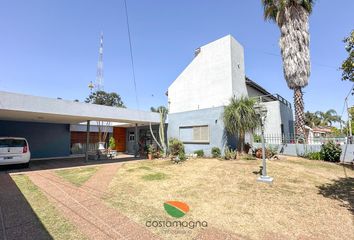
[105, 157, 354, 240]
[55, 166, 99, 187]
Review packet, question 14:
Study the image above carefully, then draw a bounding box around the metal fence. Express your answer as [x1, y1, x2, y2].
[71, 143, 100, 154]
[253, 134, 348, 145]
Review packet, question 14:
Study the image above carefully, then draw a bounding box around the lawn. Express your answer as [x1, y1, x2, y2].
[12, 175, 87, 240]
[104, 157, 354, 240]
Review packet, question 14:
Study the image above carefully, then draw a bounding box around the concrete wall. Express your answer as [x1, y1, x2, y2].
[253, 142, 354, 163]
[168, 35, 247, 113]
[168, 107, 230, 156]
[0, 120, 70, 159]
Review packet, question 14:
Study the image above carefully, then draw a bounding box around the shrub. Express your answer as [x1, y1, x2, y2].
[168, 138, 184, 156]
[320, 141, 342, 162]
[224, 147, 237, 160]
[253, 134, 261, 143]
[147, 144, 154, 154]
[194, 150, 204, 157]
[254, 146, 277, 159]
[304, 151, 322, 160]
[109, 137, 116, 149]
[211, 147, 221, 158]
[171, 151, 186, 164]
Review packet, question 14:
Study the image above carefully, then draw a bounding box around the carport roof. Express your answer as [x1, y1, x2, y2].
[0, 91, 160, 124]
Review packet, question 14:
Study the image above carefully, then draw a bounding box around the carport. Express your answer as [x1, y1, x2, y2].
[0, 91, 160, 160]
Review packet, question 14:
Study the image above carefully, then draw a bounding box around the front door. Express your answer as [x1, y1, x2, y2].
[113, 127, 126, 152]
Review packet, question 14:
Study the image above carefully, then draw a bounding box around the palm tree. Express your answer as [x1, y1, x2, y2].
[315, 109, 342, 126]
[223, 97, 261, 153]
[304, 111, 321, 128]
[262, 0, 314, 138]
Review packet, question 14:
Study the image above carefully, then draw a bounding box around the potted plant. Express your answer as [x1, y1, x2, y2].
[147, 145, 154, 160]
[109, 137, 116, 150]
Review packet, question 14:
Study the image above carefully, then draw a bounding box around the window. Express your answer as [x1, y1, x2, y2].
[0, 139, 26, 148]
[129, 132, 135, 142]
[179, 125, 209, 143]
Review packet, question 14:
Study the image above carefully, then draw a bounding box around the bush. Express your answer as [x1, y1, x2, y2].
[168, 138, 184, 156]
[253, 134, 261, 143]
[171, 151, 186, 164]
[254, 145, 278, 159]
[211, 147, 221, 158]
[147, 144, 154, 154]
[304, 151, 322, 160]
[320, 141, 342, 162]
[224, 147, 237, 160]
[109, 137, 116, 149]
[194, 150, 204, 157]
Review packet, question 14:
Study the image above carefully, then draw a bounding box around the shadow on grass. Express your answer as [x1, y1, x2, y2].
[0, 173, 52, 239]
[317, 177, 354, 214]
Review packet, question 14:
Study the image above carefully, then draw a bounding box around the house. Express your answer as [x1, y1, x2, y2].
[167, 35, 294, 155]
[0, 91, 160, 158]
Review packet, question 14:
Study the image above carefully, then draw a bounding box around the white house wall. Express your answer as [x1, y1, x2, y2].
[168, 35, 247, 113]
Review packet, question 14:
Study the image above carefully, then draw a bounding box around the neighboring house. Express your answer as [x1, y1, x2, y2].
[167, 35, 294, 155]
[312, 126, 333, 138]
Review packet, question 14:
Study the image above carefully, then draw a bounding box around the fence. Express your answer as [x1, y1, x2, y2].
[71, 143, 100, 155]
[253, 134, 348, 145]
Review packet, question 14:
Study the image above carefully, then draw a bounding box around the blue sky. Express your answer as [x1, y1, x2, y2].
[0, 0, 353, 119]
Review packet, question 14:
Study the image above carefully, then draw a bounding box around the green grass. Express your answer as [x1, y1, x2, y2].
[141, 172, 167, 181]
[55, 167, 99, 186]
[12, 175, 86, 240]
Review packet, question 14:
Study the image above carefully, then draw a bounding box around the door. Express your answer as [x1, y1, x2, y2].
[113, 127, 126, 152]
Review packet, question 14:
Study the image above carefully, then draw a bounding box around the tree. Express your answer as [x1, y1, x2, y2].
[85, 90, 125, 108]
[85, 90, 125, 145]
[341, 30, 354, 82]
[223, 97, 261, 154]
[304, 111, 321, 128]
[150, 106, 168, 156]
[315, 109, 342, 127]
[262, 0, 314, 138]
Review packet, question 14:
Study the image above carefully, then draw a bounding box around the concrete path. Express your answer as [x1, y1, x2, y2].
[27, 170, 159, 240]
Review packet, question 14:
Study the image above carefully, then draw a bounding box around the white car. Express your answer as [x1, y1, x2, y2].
[0, 137, 31, 167]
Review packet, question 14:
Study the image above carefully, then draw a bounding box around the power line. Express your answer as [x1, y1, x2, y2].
[252, 49, 339, 70]
[124, 0, 140, 110]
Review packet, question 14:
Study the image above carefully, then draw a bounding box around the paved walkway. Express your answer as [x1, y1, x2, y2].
[82, 164, 121, 197]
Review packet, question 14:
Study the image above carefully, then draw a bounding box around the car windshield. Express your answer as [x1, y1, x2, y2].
[0, 139, 26, 148]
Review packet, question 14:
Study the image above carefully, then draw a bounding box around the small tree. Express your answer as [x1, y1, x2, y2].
[341, 30, 354, 82]
[85, 90, 125, 145]
[223, 97, 261, 154]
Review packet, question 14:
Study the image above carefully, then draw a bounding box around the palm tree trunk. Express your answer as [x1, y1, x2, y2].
[294, 87, 305, 138]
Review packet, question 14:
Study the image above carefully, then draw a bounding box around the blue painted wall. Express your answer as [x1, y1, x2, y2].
[168, 107, 235, 156]
[0, 120, 70, 158]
